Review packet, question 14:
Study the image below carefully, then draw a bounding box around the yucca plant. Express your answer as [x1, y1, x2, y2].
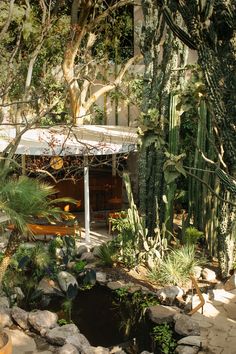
[0, 174, 75, 288]
[149, 245, 204, 287]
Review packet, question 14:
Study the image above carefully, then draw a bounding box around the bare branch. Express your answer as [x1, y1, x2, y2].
[82, 54, 142, 113]
[0, 0, 15, 42]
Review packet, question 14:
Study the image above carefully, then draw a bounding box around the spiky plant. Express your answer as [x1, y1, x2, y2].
[0, 175, 75, 287]
[149, 245, 204, 286]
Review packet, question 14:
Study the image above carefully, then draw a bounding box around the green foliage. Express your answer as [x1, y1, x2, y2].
[15, 243, 51, 275]
[149, 245, 204, 286]
[97, 243, 116, 267]
[92, 4, 133, 63]
[113, 288, 159, 337]
[152, 323, 177, 354]
[91, 105, 105, 124]
[0, 176, 65, 233]
[82, 269, 96, 288]
[182, 227, 204, 246]
[3, 246, 53, 307]
[73, 260, 86, 274]
[61, 298, 73, 322]
[108, 173, 168, 269]
[57, 318, 69, 326]
[48, 236, 76, 266]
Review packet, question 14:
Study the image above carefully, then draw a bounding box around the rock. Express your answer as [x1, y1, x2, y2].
[28, 310, 58, 333]
[67, 261, 76, 270]
[177, 336, 202, 347]
[147, 305, 180, 324]
[0, 307, 12, 327]
[37, 277, 63, 296]
[224, 271, 236, 291]
[55, 248, 64, 260]
[13, 287, 25, 301]
[201, 268, 216, 282]
[45, 324, 80, 346]
[193, 266, 202, 279]
[84, 262, 97, 270]
[91, 346, 110, 353]
[75, 245, 88, 257]
[174, 314, 200, 336]
[92, 246, 101, 257]
[66, 333, 92, 354]
[6, 328, 37, 353]
[110, 345, 127, 353]
[156, 286, 184, 304]
[57, 344, 79, 354]
[107, 280, 126, 290]
[175, 345, 199, 354]
[57, 271, 78, 293]
[80, 252, 96, 263]
[140, 352, 154, 354]
[0, 296, 10, 308]
[11, 306, 29, 330]
[96, 271, 107, 284]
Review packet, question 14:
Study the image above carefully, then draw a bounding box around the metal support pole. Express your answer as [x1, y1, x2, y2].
[84, 156, 90, 244]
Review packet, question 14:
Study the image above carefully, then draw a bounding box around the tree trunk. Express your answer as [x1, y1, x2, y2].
[0, 230, 22, 288]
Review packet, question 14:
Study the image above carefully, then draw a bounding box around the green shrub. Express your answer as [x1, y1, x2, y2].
[182, 226, 203, 246]
[149, 245, 204, 286]
[97, 243, 116, 267]
[152, 323, 177, 353]
[73, 260, 86, 274]
[113, 288, 159, 337]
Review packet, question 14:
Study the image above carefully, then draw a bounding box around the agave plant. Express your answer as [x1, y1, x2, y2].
[0, 174, 75, 288]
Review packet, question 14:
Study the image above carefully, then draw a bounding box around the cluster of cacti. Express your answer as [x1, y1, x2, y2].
[123, 172, 168, 267]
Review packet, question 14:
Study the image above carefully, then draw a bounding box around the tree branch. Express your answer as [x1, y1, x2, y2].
[82, 54, 142, 113]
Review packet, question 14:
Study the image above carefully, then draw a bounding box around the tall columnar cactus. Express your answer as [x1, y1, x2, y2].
[164, 93, 180, 235]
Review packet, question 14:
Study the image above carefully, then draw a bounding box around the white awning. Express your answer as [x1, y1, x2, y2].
[0, 125, 138, 156]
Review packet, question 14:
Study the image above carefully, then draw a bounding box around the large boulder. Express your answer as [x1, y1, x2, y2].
[0, 296, 10, 308]
[175, 345, 199, 354]
[80, 252, 96, 263]
[91, 346, 110, 354]
[177, 336, 202, 347]
[66, 333, 92, 354]
[58, 344, 79, 354]
[147, 305, 180, 324]
[57, 271, 78, 293]
[45, 324, 80, 346]
[201, 268, 216, 282]
[224, 271, 236, 291]
[28, 310, 58, 334]
[37, 277, 63, 296]
[0, 306, 12, 327]
[174, 314, 200, 336]
[75, 245, 88, 258]
[156, 286, 184, 304]
[11, 306, 29, 330]
[96, 271, 107, 284]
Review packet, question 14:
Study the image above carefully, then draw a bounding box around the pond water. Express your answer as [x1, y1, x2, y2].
[71, 285, 126, 347]
[45, 284, 153, 352]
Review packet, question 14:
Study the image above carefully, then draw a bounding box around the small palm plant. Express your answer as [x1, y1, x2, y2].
[0, 174, 75, 288]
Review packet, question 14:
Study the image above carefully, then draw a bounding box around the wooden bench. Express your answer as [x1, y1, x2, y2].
[7, 223, 82, 240]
